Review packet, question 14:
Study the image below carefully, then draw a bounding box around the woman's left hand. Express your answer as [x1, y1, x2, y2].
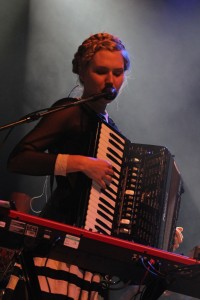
[173, 227, 184, 251]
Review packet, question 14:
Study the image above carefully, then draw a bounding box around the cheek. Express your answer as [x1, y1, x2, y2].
[85, 76, 100, 89]
[90, 73, 104, 84]
[83, 75, 103, 94]
[87, 75, 105, 91]
[115, 76, 125, 89]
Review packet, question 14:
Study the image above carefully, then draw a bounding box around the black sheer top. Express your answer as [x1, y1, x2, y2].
[8, 98, 118, 225]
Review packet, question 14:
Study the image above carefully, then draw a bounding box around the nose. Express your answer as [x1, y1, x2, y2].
[105, 71, 114, 85]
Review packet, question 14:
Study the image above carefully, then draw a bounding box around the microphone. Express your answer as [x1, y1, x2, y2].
[81, 87, 118, 102]
[101, 86, 118, 100]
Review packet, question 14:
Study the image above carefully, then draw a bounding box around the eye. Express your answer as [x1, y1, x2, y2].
[96, 70, 107, 75]
[95, 67, 108, 75]
[113, 69, 124, 77]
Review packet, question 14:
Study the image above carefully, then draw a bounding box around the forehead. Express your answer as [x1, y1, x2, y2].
[90, 50, 124, 68]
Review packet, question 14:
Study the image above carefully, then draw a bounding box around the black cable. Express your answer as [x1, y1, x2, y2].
[43, 236, 61, 300]
[131, 258, 167, 300]
[140, 258, 161, 278]
[67, 84, 80, 97]
[0, 128, 13, 150]
[167, 263, 200, 279]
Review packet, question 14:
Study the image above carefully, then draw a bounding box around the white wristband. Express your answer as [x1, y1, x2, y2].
[54, 154, 69, 176]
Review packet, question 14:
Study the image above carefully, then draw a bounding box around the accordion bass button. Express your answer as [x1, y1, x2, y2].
[120, 219, 131, 225]
[119, 228, 131, 234]
[125, 190, 135, 195]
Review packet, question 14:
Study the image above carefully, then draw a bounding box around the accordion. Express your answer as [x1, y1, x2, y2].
[78, 118, 183, 252]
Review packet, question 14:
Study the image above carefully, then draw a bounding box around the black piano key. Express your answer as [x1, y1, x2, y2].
[96, 218, 112, 231]
[97, 149, 121, 173]
[97, 209, 113, 223]
[112, 174, 119, 184]
[89, 200, 114, 219]
[99, 134, 124, 156]
[99, 197, 115, 210]
[99, 131, 124, 154]
[101, 189, 116, 201]
[112, 166, 120, 176]
[107, 147, 123, 161]
[103, 187, 116, 200]
[106, 153, 122, 167]
[109, 176, 119, 189]
[110, 133, 125, 147]
[97, 203, 113, 217]
[85, 212, 112, 234]
[106, 185, 117, 196]
[94, 225, 109, 235]
[109, 139, 124, 153]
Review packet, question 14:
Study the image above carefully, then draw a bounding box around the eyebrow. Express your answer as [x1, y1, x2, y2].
[94, 66, 124, 71]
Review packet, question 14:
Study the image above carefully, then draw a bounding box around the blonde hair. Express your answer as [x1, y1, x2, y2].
[72, 33, 130, 82]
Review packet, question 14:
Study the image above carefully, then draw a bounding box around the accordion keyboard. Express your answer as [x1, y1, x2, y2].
[84, 123, 126, 234]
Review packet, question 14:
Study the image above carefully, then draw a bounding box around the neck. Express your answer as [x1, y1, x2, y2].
[85, 100, 107, 114]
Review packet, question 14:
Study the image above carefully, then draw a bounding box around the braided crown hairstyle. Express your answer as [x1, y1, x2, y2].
[72, 33, 130, 83]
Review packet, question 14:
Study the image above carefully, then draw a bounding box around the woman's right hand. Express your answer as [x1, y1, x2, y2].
[81, 157, 114, 189]
[67, 155, 114, 189]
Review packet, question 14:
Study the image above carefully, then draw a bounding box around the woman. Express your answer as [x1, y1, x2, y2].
[4, 32, 183, 300]
[7, 33, 130, 222]
[4, 32, 131, 300]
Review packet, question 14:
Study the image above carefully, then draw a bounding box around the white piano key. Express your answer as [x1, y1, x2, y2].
[99, 135, 124, 154]
[89, 197, 115, 215]
[99, 193, 116, 208]
[90, 189, 116, 210]
[101, 188, 117, 201]
[84, 222, 95, 232]
[96, 150, 121, 173]
[89, 186, 101, 200]
[111, 177, 119, 186]
[85, 215, 112, 235]
[101, 123, 126, 145]
[93, 181, 101, 189]
[98, 134, 124, 158]
[89, 188, 116, 211]
[88, 187, 116, 220]
[88, 202, 114, 220]
[97, 147, 122, 167]
[108, 182, 118, 194]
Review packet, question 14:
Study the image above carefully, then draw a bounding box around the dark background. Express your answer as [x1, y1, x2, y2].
[0, 1, 200, 298]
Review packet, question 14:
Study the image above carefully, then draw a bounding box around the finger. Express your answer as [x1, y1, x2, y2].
[176, 235, 182, 244]
[104, 175, 113, 183]
[99, 178, 107, 190]
[101, 182, 107, 190]
[173, 237, 179, 250]
[173, 243, 179, 251]
[175, 230, 183, 243]
[106, 169, 114, 176]
[176, 226, 183, 232]
[176, 227, 183, 237]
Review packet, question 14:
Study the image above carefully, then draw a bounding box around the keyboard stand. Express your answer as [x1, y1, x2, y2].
[17, 249, 42, 300]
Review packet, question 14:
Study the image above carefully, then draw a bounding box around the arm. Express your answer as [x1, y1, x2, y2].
[7, 106, 70, 175]
[8, 104, 114, 188]
[55, 154, 114, 189]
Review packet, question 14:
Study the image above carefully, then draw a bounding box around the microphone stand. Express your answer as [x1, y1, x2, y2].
[0, 92, 109, 132]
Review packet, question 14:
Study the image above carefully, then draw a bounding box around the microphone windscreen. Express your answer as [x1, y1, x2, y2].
[102, 87, 118, 100]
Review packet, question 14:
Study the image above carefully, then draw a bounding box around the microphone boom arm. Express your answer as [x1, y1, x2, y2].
[0, 91, 111, 132]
